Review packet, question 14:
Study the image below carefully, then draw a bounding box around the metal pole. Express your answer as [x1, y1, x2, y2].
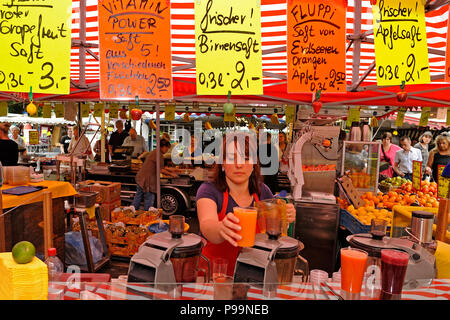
[351, 0, 362, 89]
[101, 108, 105, 162]
[79, 0, 87, 88]
[156, 103, 161, 208]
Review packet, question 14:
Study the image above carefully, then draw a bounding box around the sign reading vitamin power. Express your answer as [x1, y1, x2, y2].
[195, 0, 263, 95]
[0, 0, 72, 94]
[287, 0, 347, 93]
[98, 0, 173, 100]
[373, 0, 430, 86]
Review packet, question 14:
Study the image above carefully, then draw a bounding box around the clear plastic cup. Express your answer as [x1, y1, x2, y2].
[310, 269, 329, 284]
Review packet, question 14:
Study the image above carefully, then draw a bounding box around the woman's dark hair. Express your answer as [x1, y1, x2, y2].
[212, 132, 262, 196]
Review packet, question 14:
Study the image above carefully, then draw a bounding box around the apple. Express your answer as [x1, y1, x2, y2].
[223, 102, 234, 114]
[397, 91, 407, 102]
[312, 101, 322, 113]
[131, 108, 142, 120]
[370, 0, 377, 5]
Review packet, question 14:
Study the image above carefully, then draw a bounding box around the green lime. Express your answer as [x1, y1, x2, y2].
[12, 241, 36, 264]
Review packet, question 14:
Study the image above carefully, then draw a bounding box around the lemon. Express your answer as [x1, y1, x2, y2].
[26, 102, 37, 116]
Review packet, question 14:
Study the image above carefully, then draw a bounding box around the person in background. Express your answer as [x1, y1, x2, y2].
[414, 131, 433, 175]
[195, 132, 296, 276]
[109, 120, 129, 160]
[425, 134, 450, 182]
[278, 131, 287, 162]
[0, 122, 18, 166]
[133, 139, 178, 210]
[94, 131, 110, 163]
[10, 125, 26, 162]
[189, 134, 202, 157]
[123, 128, 148, 158]
[379, 132, 402, 178]
[60, 126, 73, 154]
[393, 136, 422, 181]
[68, 125, 93, 159]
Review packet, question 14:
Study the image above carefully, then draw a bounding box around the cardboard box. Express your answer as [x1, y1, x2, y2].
[79, 180, 121, 203]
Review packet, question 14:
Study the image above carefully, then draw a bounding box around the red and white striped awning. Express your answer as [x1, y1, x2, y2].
[388, 112, 448, 129]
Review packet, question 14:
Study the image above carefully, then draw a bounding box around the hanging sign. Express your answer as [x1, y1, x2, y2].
[419, 107, 430, 127]
[372, 0, 430, 86]
[42, 104, 52, 118]
[224, 107, 236, 122]
[437, 165, 449, 199]
[447, 107, 450, 126]
[109, 104, 119, 119]
[346, 107, 360, 128]
[81, 104, 90, 118]
[195, 0, 263, 95]
[165, 104, 175, 121]
[98, 0, 173, 100]
[0, 0, 72, 94]
[28, 130, 39, 145]
[287, 0, 347, 93]
[94, 103, 104, 118]
[412, 160, 422, 191]
[395, 107, 407, 127]
[285, 105, 296, 124]
[54, 104, 64, 118]
[0, 102, 7, 117]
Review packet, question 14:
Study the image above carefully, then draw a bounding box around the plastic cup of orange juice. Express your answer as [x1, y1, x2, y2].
[340, 247, 368, 300]
[233, 206, 258, 247]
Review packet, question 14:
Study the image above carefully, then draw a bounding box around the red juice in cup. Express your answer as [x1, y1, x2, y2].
[380, 249, 410, 300]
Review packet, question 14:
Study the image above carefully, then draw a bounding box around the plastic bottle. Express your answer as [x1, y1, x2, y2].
[45, 248, 64, 300]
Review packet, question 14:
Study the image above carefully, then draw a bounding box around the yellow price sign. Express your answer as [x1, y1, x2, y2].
[94, 103, 104, 118]
[447, 108, 450, 126]
[285, 105, 296, 124]
[0, 101, 8, 116]
[395, 107, 406, 127]
[437, 165, 449, 199]
[372, 0, 430, 86]
[42, 104, 52, 118]
[109, 104, 119, 119]
[28, 130, 39, 145]
[419, 107, 430, 127]
[195, 0, 263, 95]
[346, 107, 360, 128]
[165, 104, 176, 121]
[54, 104, 64, 118]
[224, 107, 236, 122]
[81, 104, 90, 118]
[412, 160, 422, 191]
[0, 0, 72, 94]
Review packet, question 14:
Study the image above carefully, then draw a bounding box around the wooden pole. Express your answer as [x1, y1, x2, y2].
[436, 189, 449, 242]
[43, 191, 54, 259]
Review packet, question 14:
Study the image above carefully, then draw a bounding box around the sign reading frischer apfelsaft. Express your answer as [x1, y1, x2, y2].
[98, 0, 173, 100]
[0, 0, 72, 94]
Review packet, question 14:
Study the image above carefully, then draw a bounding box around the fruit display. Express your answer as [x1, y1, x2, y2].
[104, 223, 150, 257]
[379, 177, 409, 189]
[302, 164, 336, 171]
[111, 206, 162, 225]
[348, 171, 372, 189]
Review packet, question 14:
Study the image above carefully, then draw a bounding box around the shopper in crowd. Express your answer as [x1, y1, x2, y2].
[94, 131, 110, 163]
[259, 132, 279, 193]
[133, 139, 178, 210]
[0, 122, 18, 166]
[393, 136, 422, 181]
[109, 120, 129, 159]
[414, 131, 433, 174]
[425, 134, 450, 182]
[60, 126, 73, 154]
[68, 125, 93, 159]
[123, 128, 148, 158]
[10, 125, 26, 162]
[278, 131, 287, 162]
[379, 132, 402, 178]
[189, 134, 202, 157]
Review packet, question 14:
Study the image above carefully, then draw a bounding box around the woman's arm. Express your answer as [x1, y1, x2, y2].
[425, 151, 434, 174]
[197, 198, 242, 247]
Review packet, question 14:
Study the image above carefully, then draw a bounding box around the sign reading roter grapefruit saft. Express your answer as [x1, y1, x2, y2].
[287, 0, 347, 93]
[0, 0, 72, 94]
[195, 0, 263, 95]
[372, 0, 430, 86]
[98, 0, 173, 100]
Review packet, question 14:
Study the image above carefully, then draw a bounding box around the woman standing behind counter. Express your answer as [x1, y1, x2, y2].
[425, 134, 450, 182]
[196, 132, 296, 276]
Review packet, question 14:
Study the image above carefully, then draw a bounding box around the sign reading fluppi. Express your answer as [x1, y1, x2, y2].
[98, 0, 173, 100]
[195, 0, 263, 95]
[287, 0, 347, 93]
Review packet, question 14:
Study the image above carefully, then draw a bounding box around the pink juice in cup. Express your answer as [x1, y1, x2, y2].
[380, 249, 410, 300]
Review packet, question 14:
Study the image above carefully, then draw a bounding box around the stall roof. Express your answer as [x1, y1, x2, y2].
[0, 114, 76, 126]
[1, 0, 450, 108]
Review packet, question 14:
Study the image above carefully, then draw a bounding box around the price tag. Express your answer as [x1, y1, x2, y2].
[109, 104, 119, 119]
[395, 107, 407, 127]
[287, 0, 347, 93]
[195, 0, 263, 95]
[437, 165, 449, 199]
[372, 0, 430, 86]
[94, 103, 104, 118]
[42, 104, 52, 118]
[285, 105, 296, 124]
[224, 107, 236, 122]
[28, 130, 39, 145]
[0, 101, 7, 117]
[98, 0, 173, 100]
[165, 104, 175, 121]
[81, 104, 90, 118]
[0, 0, 71, 94]
[412, 160, 422, 191]
[346, 107, 360, 128]
[419, 107, 430, 127]
[54, 104, 64, 118]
